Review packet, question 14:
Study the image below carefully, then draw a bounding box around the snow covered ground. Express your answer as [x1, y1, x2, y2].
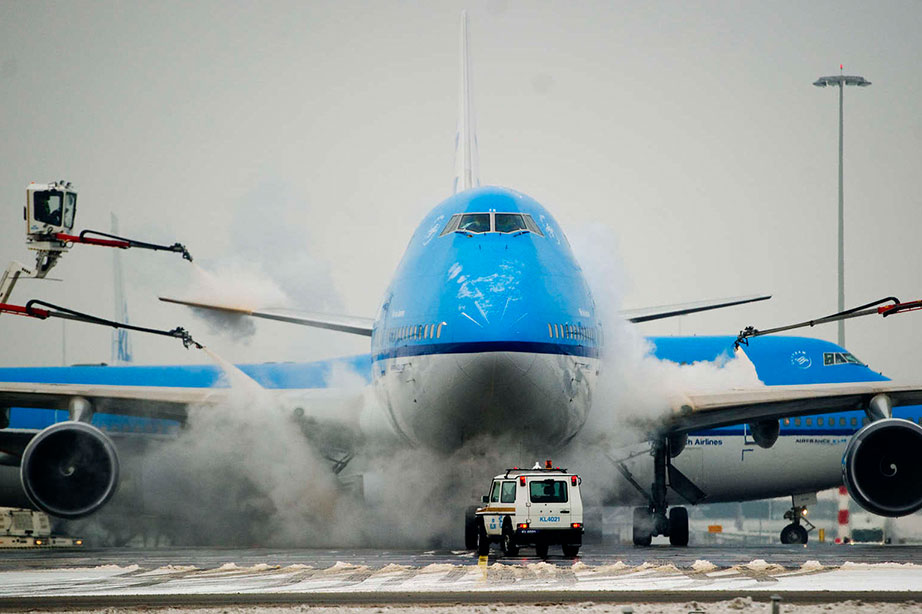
[1, 559, 921, 597]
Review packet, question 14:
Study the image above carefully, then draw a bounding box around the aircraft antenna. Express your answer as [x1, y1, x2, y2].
[452, 10, 480, 194]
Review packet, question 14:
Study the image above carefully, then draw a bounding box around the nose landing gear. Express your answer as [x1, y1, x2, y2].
[780, 495, 816, 544]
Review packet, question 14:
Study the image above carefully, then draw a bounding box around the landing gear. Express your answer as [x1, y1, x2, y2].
[629, 437, 699, 547]
[780, 523, 809, 544]
[780, 500, 814, 545]
[632, 507, 653, 546]
[668, 506, 689, 547]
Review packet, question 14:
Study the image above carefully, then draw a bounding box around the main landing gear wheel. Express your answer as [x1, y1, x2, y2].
[668, 506, 689, 546]
[501, 520, 519, 556]
[780, 523, 809, 544]
[632, 507, 653, 547]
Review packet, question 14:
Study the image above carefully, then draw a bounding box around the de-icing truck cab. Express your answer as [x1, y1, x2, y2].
[472, 461, 583, 558]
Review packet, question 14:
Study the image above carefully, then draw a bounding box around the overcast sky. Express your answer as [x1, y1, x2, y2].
[1, 1, 920, 380]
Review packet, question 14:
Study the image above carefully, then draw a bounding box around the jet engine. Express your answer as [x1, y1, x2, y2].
[20, 422, 120, 519]
[842, 418, 922, 517]
[748, 419, 780, 449]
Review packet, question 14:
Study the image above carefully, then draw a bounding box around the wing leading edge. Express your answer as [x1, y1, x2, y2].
[621, 294, 771, 323]
[159, 297, 374, 337]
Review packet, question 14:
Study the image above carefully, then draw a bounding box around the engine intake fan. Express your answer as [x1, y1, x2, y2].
[842, 418, 922, 517]
[20, 421, 120, 519]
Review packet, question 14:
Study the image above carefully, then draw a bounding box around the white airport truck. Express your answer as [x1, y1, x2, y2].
[469, 461, 584, 558]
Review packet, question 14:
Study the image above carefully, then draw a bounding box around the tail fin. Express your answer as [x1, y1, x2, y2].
[452, 10, 480, 194]
[110, 213, 133, 365]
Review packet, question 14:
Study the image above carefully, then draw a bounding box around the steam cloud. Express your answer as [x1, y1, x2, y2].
[73, 218, 764, 548]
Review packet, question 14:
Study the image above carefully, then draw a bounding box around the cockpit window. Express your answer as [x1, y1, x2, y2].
[494, 213, 527, 233]
[523, 214, 544, 237]
[458, 213, 491, 233]
[440, 212, 545, 237]
[439, 214, 462, 237]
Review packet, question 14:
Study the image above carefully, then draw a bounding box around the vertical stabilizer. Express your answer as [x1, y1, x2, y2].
[452, 10, 480, 194]
[110, 213, 133, 365]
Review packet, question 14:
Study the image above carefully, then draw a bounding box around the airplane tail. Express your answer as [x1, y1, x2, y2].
[110, 213, 133, 365]
[452, 10, 480, 194]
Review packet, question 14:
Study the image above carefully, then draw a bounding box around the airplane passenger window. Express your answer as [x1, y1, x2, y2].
[783, 418, 790, 425]
[458, 213, 491, 233]
[851, 417, 858, 426]
[806, 418, 813, 426]
[817, 417, 824, 426]
[547, 323, 553, 338]
[501, 481, 516, 503]
[839, 417, 846, 426]
[495, 213, 528, 233]
[794, 418, 801, 426]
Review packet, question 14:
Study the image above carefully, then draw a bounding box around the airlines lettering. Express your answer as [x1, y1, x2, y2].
[689, 437, 723, 446]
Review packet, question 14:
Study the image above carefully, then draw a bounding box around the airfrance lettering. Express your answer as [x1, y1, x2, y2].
[795, 437, 849, 445]
[688, 437, 724, 446]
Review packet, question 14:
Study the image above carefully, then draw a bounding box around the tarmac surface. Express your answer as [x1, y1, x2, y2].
[0, 543, 921, 609]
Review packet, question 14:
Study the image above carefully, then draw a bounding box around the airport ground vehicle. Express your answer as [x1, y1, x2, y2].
[470, 462, 584, 558]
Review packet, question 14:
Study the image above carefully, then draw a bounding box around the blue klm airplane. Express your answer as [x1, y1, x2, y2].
[0, 13, 921, 549]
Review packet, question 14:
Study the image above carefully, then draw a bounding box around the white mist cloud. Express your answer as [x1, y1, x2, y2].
[570, 222, 762, 453]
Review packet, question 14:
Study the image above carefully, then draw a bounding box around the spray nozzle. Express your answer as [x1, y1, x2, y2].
[169, 327, 203, 349]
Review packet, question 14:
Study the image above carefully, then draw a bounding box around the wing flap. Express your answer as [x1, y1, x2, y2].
[159, 297, 374, 337]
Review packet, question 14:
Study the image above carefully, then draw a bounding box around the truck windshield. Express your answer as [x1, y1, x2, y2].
[529, 479, 568, 503]
[33, 191, 63, 226]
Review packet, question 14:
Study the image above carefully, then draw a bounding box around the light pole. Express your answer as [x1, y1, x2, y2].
[813, 67, 871, 348]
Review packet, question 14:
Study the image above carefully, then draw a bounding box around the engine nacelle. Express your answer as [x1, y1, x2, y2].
[20, 422, 120, 519]
[842, 418, 922, 517]
[748, 419, 780, 449]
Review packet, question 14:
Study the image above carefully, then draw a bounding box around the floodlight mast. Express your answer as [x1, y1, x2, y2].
[813, 68, 871, 348]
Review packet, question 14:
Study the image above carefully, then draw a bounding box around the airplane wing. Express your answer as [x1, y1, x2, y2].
[652, 381, 922, 434]
[0, 382, 365, 426]
[159, 296, 374, 336]
[620, 294, 771, 323]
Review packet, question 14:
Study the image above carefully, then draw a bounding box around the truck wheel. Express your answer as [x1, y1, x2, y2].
[464, 506, 479, 550]
[535, 543, 549, 559]
[501, 520, 519, 556]
[477, 520, 490, 555]
[562, 544, 580, 558]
